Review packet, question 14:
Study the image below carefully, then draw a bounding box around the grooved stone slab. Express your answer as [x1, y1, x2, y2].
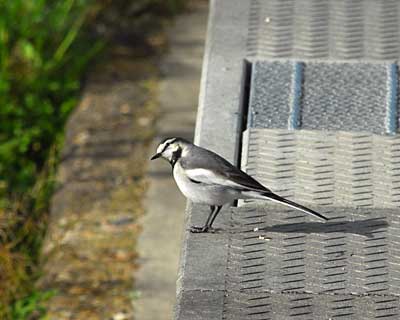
[241, 129, 400, 208]
[249, 61, 399, 134]
[222, 128, 400, 319]
[177, 0, 400, 319]
[222, 202, 400, 319]
[176, 290, 225, 320]
[229, 204, 395, 295]
[246, 0, 400, 60]
[223, 291, 400, 320]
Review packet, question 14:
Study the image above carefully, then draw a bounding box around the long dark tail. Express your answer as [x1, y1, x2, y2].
[263, 192, 329, 221]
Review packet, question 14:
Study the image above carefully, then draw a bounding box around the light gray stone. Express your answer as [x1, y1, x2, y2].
[134, 2, 208, 320]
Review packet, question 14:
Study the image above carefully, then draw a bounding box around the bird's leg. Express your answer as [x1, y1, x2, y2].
[190, 206, 217, 233]
[207, 205, 222, 229]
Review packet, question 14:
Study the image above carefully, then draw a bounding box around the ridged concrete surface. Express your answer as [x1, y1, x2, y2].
[176, 1, 400, 319]
[242, 129, 400, 208]
[249, 61, 400, 134]
[247, 0, 400, 60]
[219, 128, 400, 319]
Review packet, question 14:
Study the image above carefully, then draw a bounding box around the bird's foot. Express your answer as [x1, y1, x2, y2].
[189, 225, 216, 233]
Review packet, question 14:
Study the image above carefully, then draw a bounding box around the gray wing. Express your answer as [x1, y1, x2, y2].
[181, 145, 271, 192]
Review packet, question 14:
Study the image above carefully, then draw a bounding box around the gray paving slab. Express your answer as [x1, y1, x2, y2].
[175, 290, 225, 320]
[241, 129, 400, 208]
[134, 2, 208, 320]
[176, 0, 400, 319]
[230, 204, 395, 294]
[176, 205, 230, 293]
[175, 1, 251, 318]
[221, 202, 400, 319]
[194, 0, 250, 161]
[220, 128, 400, 319]
[224, 291, 400, 320]
[246, 0, 400, 60]
[249, 61, 399, 134]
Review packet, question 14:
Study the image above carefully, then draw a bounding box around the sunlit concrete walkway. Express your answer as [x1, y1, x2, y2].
[134, 2, 208, 319]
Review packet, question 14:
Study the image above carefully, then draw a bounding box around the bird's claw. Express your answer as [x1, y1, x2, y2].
[189, 226, 216, 233]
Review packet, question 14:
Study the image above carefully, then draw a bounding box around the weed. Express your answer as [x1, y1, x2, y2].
[11, 289, 56, 320]
[0, 0, 187, 318]
[0, 0, 101, 317]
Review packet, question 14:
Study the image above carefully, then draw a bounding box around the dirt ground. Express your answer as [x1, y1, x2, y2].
[38, 1, 208, 319]
[38, 46, 160, 319]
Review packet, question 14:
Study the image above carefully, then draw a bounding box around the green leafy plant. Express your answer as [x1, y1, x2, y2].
[0, 0, 102, 318]
[11, 289, 56, 320]
[0, 0, 103, 200]
[0, 0, 187, 318]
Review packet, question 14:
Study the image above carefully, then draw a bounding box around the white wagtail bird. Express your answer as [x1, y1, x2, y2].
[151, 137, 329, 233]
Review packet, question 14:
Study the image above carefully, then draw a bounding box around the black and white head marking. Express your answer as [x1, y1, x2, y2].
[151, 137, 189, 167]
[156, 137, 177, 155]
[170, 147, 182, 167]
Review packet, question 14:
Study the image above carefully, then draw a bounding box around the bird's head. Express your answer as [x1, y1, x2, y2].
[150, 137, 191, 165]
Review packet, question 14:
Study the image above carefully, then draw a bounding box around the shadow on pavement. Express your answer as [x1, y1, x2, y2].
[260, 217, 388, 238]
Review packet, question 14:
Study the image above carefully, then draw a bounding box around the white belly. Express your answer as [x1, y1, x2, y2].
[173, 162, 237, 206]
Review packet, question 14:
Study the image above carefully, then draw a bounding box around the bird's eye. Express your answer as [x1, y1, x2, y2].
[161, 142, 171, 153]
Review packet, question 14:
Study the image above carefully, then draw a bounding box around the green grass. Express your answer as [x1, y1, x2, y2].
[11, 289, 56, 320]
[0, 0, 103, 200]
[0, 1, 102, 317]
[0, 0, 186, 318]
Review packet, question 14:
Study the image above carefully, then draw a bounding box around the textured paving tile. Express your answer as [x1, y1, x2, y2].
[222, 128, 400, 319]
[249, 61, 399, 134]
[246, 0, 400, 60]
[176, 1, 400, 319]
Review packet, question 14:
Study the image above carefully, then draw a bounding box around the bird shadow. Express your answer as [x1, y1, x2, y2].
[256, 217, 388, 238]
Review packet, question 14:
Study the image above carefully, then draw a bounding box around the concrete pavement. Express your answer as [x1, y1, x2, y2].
[133, 2, 208, 319]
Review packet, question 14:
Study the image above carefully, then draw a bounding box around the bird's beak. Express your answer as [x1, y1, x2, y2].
[150, 153, 161, 160]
